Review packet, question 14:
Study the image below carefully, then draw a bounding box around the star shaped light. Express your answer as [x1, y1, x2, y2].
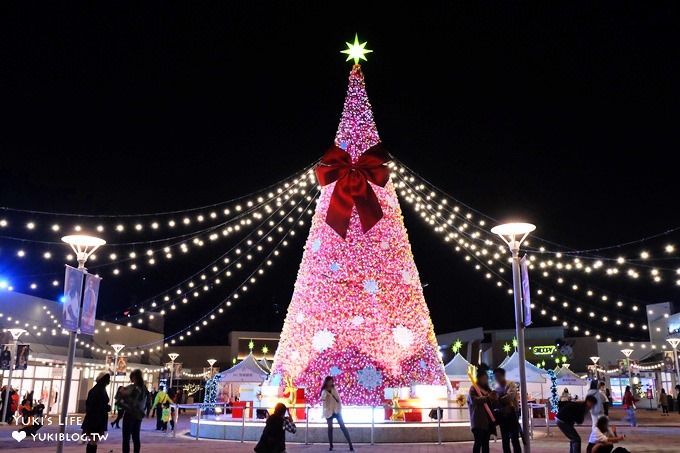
[503, 343, 512, 354]
[262, 345, 269, 355]
[248, 340, 254, 351]
[512, 337, 518, 349]
[452, 339, 463, 353]
[341, 34, 373, 64]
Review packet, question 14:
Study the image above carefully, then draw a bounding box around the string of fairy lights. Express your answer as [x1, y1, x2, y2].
[62, 192, 320, 355]
[391, 170, 649, 340]
[1, 168, 318, 291]
[2, 157, 678, 356]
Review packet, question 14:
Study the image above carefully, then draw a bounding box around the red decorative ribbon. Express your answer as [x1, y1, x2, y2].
[315, 143, 391, 239]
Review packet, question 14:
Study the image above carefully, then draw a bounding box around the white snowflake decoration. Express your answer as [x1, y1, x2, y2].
[380, 240, 389, 250]
[312, 329, 335, 351]
[387, 197, 398, 208]
[357, 366, 383, 390]
[312, 238, 322, 251]
[363, 279, 379, 294]
[392, 325, 414, 348]
[329, 262, 341, 272]
[295, 312, 305, 323]
[401, 270, 413, 284]
[351, 315, 364, 326]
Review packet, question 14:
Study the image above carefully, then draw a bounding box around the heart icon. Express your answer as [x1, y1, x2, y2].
[12, 430, 27, 442]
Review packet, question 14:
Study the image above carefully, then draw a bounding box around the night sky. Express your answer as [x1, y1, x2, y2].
[2, 2, 679, 346]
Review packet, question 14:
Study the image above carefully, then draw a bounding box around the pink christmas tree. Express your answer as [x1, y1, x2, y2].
[269, 63, 447, 406]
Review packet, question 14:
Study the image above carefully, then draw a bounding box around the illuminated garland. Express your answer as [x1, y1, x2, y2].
[548, 369, 558, 413]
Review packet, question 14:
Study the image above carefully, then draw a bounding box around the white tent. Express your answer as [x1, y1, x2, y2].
[497, 352, 548, 400]
[217, 353, 269, 383]
[555, 365, 588, 400]
[444, 353, 471, 380]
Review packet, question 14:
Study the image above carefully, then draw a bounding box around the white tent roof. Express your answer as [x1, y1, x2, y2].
[216, 353, 268, 383]
[498, 352, 548, 384]
[444, 353, 471, 379]
[556, 366, 587, 386]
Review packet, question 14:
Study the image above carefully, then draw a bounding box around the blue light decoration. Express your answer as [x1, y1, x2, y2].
[59, 295, 66, 303]
[203, 375, 218, 412]
[0, 280, 8, 289]
[548, 368, 558, 413]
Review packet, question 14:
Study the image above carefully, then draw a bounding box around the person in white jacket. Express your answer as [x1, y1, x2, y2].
[320, 376, 353, 451]
[586, 381, 606, 428]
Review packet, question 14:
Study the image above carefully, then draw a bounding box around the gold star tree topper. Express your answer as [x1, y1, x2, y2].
[341, 34, 373, 64]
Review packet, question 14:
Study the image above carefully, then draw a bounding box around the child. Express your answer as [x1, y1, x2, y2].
[161, 402, 171, 432]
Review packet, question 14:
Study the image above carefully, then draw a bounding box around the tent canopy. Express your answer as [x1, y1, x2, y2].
[497, 352, 548, 384]
[216, 353, 268, 383]
[444, 353, 471, 379]
[555, 365, 587, 386]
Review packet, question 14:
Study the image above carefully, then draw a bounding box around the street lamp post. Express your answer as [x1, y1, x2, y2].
[168, 353, 179, 394]
[590, 356, 601, 380]
[621, 348, 634, 389]
[110, 344, 125, 413]
[666, 338, 680, 385]
[207, 359, 216, 379]
[491, 222, 536, 453]
[0, 328, 27, 425]
[58, 234, 105, 453]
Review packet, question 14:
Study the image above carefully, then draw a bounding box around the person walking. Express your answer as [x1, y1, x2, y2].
[601, 384, 610, 416]
[119, 369, 149, 453]
[254, 403, 297, 453]
[586, 381, 606, 428]
[621, 386, 638, 427]
[152, 385, 171, 430]
[320, 376, 354, 451]
[659, 388, 669, 415]
[493, 367, 522, 453]
[468, 368, 497, 453]
[556, 395, 597, 453]
[110, 386, 125, 429]
[81, 372, 111, 453]
[148, 387, 157, 418]
[586, 416, 629, 453]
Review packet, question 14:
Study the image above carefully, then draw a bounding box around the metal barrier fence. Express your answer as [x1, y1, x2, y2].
[172, 402, 551, 444]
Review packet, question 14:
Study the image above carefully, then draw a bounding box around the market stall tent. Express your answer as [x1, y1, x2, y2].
[497, 352, 549, 400]
[444, 353, 471, 380]
[215, 353, 269, 403]
[555, 365, 588, 400]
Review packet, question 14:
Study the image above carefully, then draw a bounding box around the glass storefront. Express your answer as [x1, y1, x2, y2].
[1, 364, 81, 414]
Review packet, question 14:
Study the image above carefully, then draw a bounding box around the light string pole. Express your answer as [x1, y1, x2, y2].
[168, 353, 179, 394]
[0, 328, 27, 425]
[57, 234, 105, 453]
[110, 344, 125, 413]
[491, 222, 536, 453]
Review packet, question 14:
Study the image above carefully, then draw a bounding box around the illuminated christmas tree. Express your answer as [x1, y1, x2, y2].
[269, 37, 447, 405]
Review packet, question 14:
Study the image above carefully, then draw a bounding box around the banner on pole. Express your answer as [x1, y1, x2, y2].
[63, 265, 85, 332]
[106, 355, 116, 375]
[0, 345, 10, 370]
[15, 344, 29, 370]
[520, 255, 532, 327]
[81, 273, 102, 335]
[115, 356, 127, 376]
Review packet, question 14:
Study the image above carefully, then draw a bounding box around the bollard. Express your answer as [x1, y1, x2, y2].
[305, 406, 309, 445]
[241, 409, 246, 442]
[370, 406, 375, 445]
[437, 407, 442, 445]
[195, 406, 201, 440]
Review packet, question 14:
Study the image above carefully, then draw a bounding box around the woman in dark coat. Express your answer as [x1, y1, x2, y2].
[254, 403, 296, 453]
[81, 372, 111, 453]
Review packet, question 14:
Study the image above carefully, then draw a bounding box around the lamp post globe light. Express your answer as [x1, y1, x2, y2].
[57, 234, 105, 453]
[0, 328, 27, 425]
[207, 359, 217, 379]
[168, 353, 180, 393]
[491, 221, 536, 453]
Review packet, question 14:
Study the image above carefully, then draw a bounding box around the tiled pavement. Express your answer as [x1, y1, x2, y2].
[2, 407, 679, 452]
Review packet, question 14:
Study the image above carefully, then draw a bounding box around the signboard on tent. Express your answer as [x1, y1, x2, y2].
[63, 265, 85, 332]
[115, 356, 127, 376]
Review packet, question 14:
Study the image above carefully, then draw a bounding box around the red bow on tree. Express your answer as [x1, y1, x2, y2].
[315, 143, 391, 239]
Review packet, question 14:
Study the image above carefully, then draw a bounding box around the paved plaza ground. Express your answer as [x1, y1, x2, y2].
[1, 407, 679, 452]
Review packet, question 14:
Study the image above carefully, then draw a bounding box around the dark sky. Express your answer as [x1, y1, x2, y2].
[1, 2, 679, 346]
